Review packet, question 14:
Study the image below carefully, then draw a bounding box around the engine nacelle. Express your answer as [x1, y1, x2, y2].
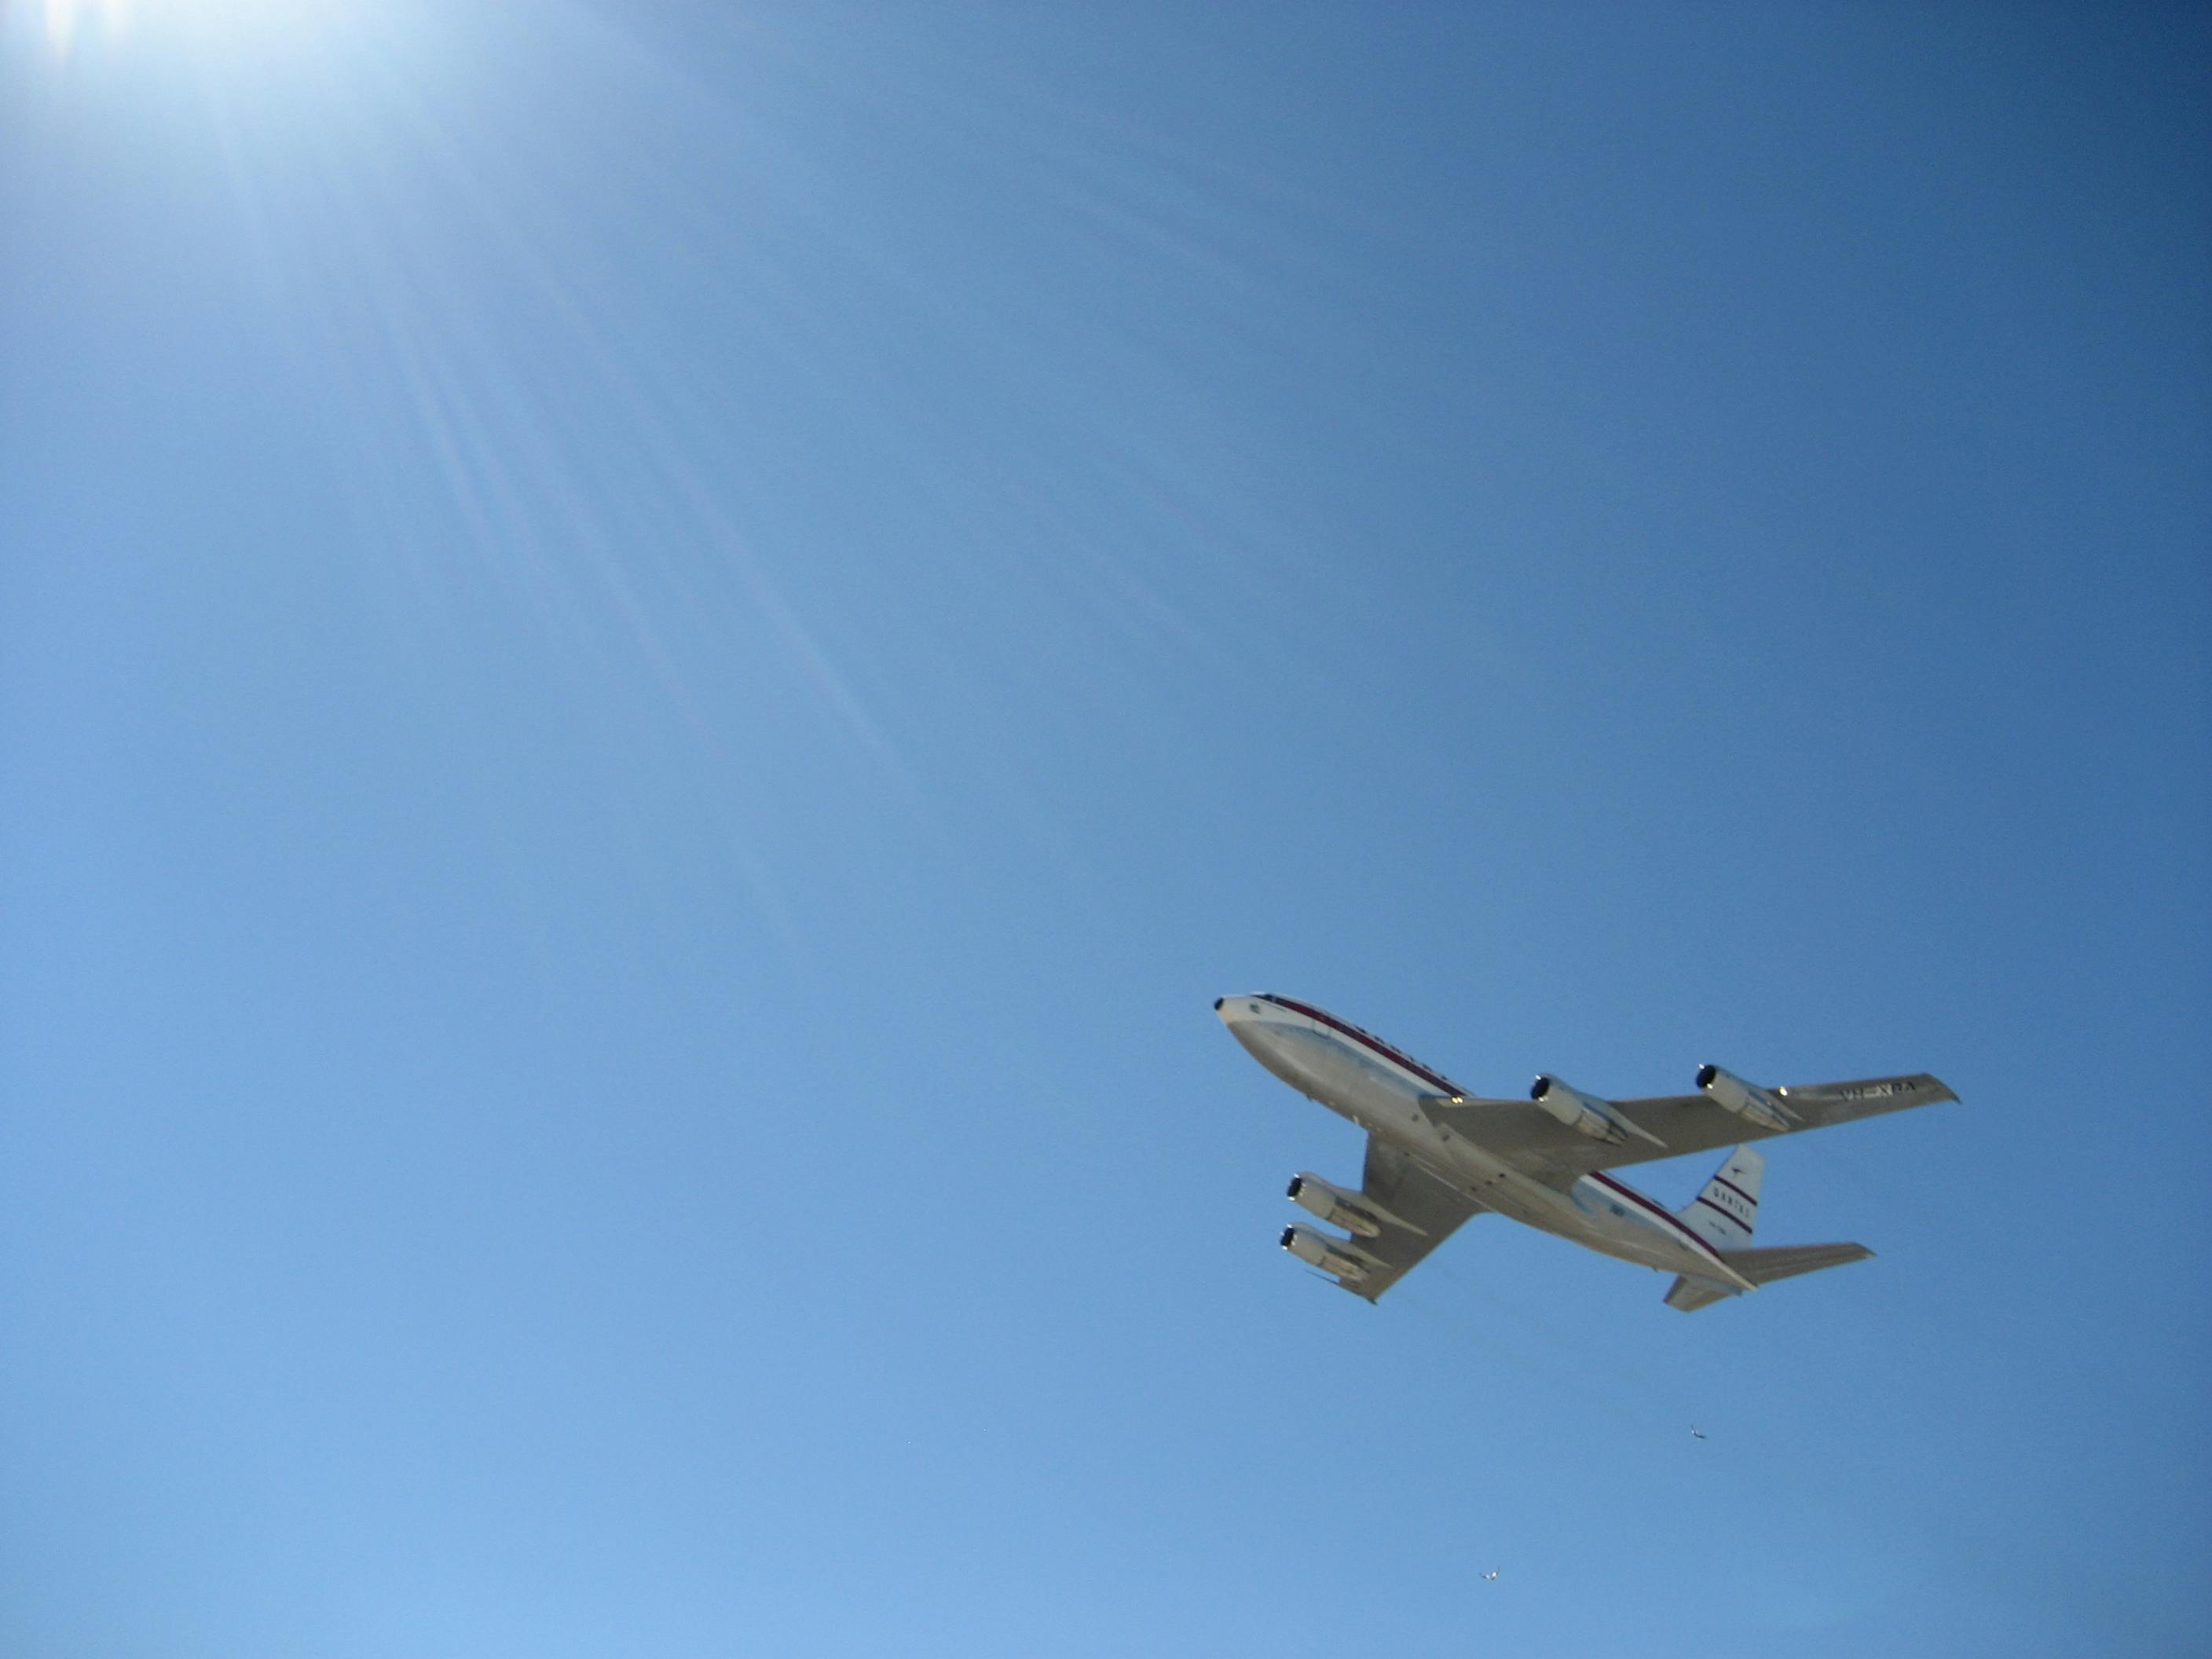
[1280, 1225, 1375, 1284]
[1287, 1173, 1383, 1238]
[1695, 1064, 1794, 1132]
[1530, 1075, 1666, 1148]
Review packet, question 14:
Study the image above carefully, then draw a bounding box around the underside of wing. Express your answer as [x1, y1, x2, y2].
[1286, 1137, 1485, 1302]
[1428, 1074, 1957, 1182]
[1350, 1138, 1487, 1301]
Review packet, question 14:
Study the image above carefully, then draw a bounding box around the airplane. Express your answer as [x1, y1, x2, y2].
[1214, 993, 1956, 1311]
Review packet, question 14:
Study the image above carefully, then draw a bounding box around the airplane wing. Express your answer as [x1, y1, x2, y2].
[1340, 1136, 1488, 1302]
[1427, 1073, 1957, 1185]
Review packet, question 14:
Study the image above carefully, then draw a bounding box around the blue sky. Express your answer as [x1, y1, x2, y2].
[2, 3, 2207, 1654]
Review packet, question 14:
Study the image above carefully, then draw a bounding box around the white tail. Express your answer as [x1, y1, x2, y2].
[1676, 1144, 1763, 1250]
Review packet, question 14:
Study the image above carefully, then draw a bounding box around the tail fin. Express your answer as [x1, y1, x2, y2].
[1664, 1242, 1874, 1313]
[1675, 1144, 1763, 1250]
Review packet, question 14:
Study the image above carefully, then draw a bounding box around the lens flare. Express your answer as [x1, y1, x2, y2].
[20, 0, 360, 57]
[35, 0, 129, 55]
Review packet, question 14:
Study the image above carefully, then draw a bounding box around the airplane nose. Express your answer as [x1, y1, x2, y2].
[1213, 997, 1224, 1011]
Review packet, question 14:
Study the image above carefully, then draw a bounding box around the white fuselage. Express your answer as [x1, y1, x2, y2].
[1217, 994, 1745, 1286]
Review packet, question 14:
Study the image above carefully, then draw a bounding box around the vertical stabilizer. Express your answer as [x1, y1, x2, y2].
[1676, 1144, 1762, 1250]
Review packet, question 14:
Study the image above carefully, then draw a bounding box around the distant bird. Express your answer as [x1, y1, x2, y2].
[1690, 1426, 1707, 1441]
[1482, 1569, 1500, 1583]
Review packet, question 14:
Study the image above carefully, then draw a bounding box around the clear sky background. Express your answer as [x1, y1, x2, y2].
[3, 3, 2207, 1654]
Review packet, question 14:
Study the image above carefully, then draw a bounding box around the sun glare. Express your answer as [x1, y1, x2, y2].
[24, 0, 359, 58]
[36, 0, 129, 55]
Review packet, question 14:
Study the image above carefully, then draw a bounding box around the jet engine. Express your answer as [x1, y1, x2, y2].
[1530, 1075, 1666, 1148]
[1280, 1225, 1375, 1284]
[1286, 1173, 1383, 1238]
[1695, 1064, 1794, 1133]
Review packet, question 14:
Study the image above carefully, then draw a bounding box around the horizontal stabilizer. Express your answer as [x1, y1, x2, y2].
[1664, 1276, 1736, 1313]
[1729, 1242, 1873, 1284]
[1663, 1241, 1873, 1313]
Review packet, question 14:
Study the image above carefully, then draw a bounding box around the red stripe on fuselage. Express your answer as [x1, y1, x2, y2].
[1262, 997, 1467, 1098]
[1591, 1171, 1726, 1262]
